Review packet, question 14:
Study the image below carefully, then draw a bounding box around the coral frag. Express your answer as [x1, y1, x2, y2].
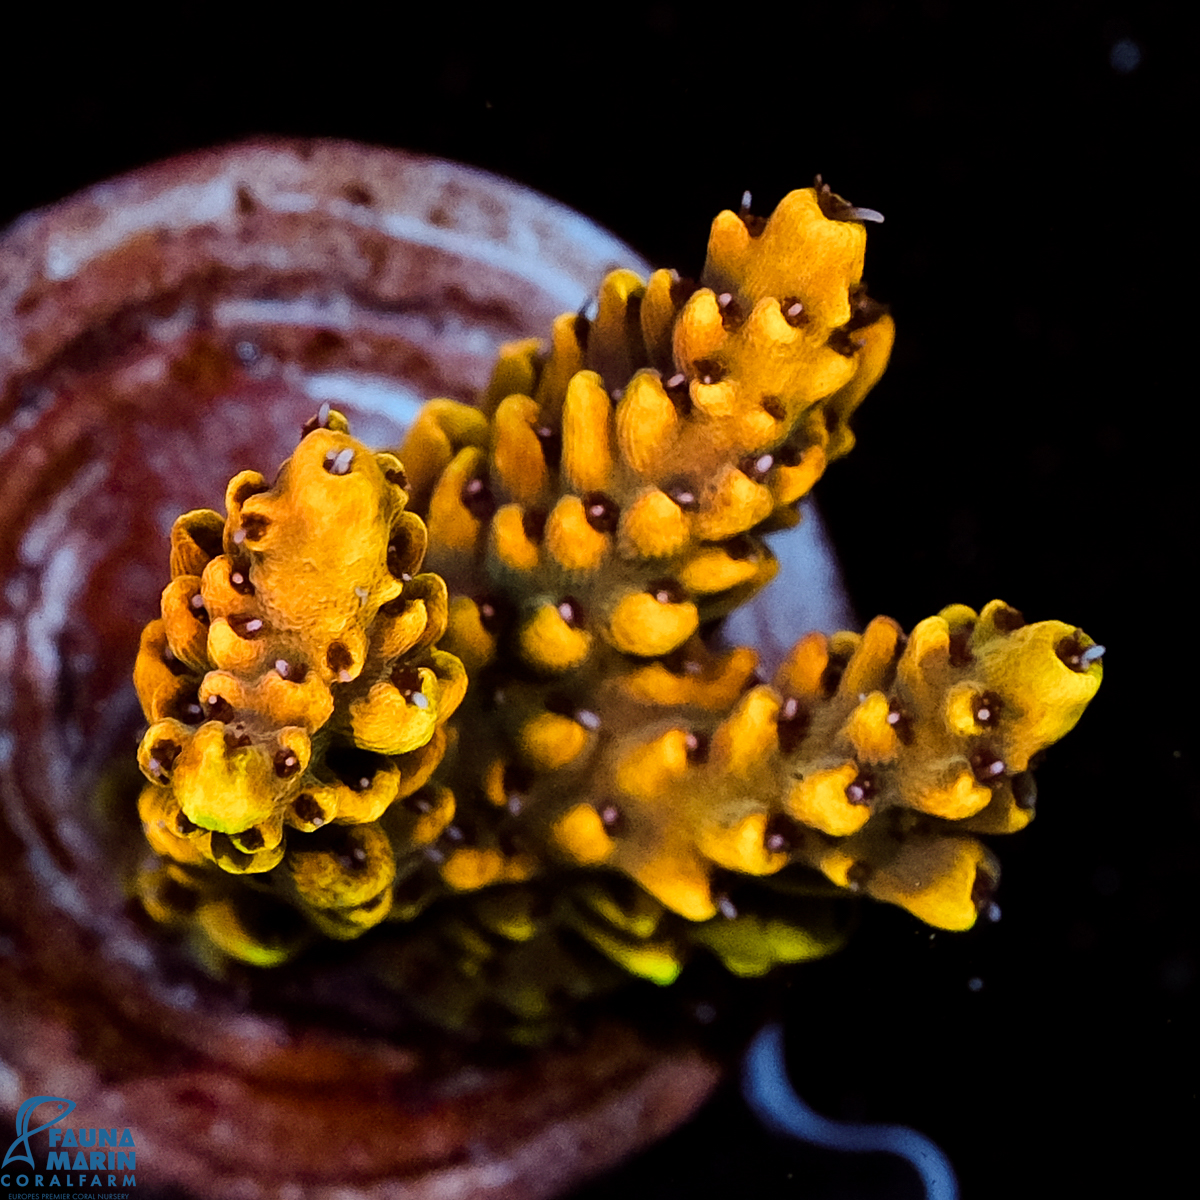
[133, 182, 1102, 1036]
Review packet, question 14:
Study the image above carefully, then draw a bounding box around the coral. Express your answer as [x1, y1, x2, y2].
[134, 414, 465, 957]
[533, 601, 1101, 932]
[405, 185, 893, 667]
[132, 182, 1101, 1031]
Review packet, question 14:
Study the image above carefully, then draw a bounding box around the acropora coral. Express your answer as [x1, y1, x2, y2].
[132, 181, 1102, 1037]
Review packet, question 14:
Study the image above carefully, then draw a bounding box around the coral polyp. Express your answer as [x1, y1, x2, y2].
[132, 181, 1101, 1029]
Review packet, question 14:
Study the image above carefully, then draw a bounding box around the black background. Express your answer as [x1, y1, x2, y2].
[2, 3, 1194, 1197]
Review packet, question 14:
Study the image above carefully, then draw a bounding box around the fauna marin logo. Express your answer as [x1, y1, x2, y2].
[2, 1096, 137, 1197]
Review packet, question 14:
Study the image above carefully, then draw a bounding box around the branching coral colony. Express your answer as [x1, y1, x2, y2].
[133, 183, 1102, 1041]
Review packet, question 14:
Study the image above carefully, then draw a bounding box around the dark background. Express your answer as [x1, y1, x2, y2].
[2, 3, 1193, 1196]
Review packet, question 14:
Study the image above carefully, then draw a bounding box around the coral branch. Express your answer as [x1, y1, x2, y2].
[410, 183, 895, 679]
[134, 411, 465, 956]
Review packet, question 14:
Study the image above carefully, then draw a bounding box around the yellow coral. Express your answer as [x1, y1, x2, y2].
[516, 602, 1101, 930]
[131, 183, 1102, 1030]
[133, 418, 465, 948]
[282, 822, 397, 938]
[406, 182, 896, 677]
[440, 599, 1099, 938]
